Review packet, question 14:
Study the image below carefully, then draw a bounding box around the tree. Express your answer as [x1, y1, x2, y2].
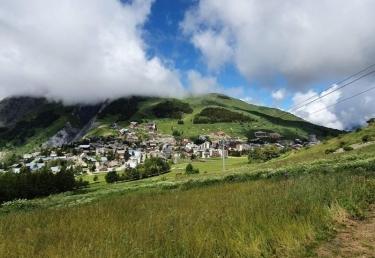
[185, 163, 199, 174]
[123, 168, 140, 181]
[105, 171, 119, 183]
[248, 146, 281, 162]
[185, 163, 193, 174]
[143, 158, 170, 177]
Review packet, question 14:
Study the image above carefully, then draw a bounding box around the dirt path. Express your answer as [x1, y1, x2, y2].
[317, 207, 375, 257]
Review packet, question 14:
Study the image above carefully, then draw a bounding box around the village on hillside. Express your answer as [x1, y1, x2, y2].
[5, 121, 321, 175]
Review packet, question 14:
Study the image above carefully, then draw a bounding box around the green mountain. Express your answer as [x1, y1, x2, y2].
[0, 93, 341, 152]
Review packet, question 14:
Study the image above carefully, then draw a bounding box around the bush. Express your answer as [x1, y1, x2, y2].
[142, 157, 171, 177]
[325, 148, 336, 154]
[362, 135, 371, 143]
[172, 130, 182, 137]
[248, 146, 281, 162]
[105, 171, 119, 183]
[193, 107, 254, 124]
[185, 164, 200, 175]
[93, 175, 99, 182]
[343, 146, 354, 152]
[122, 168, 140, 181]
[0, 167, 83, 204]
[177, 120, 184, 125]
[152, 100, 193, 119]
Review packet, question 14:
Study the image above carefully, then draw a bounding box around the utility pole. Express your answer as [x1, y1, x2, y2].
[222, 139, 225, 172]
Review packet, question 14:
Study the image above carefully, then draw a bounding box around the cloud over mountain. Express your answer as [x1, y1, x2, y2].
[182, 0, 375, 129]
[0, 0, 184, 104]
[182, 0, 375, 87]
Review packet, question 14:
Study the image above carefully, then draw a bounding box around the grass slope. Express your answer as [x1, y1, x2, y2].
[88, 93, 340, 140]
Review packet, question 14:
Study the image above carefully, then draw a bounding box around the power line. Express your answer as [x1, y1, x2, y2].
[287, 63, 375, 113]
[308, 84, 375, 116]
[279, 68, 375, 119]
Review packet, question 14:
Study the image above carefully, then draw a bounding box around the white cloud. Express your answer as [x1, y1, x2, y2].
[0, 0, 184, 104]
[187, 70, 243, 97]
[271, 89, 286, 101]
[182, 0, 375, 88]
[292, 79, 375, 130]
[292, 87, 343, 130]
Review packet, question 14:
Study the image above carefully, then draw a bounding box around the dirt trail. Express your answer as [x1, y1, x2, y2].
[317, 207, 375, 257]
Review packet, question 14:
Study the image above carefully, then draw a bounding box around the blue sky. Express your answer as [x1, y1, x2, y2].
[141, 0, 288, 108]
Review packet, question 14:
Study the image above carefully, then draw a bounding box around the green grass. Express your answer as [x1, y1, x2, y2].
[85, 94, 340, 139]
[1, 171, 374, 257]
[0, 123, 373, 257]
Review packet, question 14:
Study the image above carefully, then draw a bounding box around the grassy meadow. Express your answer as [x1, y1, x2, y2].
[1, 171, 374, 257]
[0, 124, 374, 257]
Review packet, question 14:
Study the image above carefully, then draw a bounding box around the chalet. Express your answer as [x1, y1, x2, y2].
[254, 131, 269, 138]
[50, 166, 61, 174]
[147, 122, 157, 131]
[308, 134, 318, 143]
[130, 121, 138, 128]
[119, 128, 128, 135]
[79, 144, 91, 150]
[162, 144, 173, 159]
[23, 154, 33, 160]
[199, 141, 211, 150]
[236, 143, 252, 152]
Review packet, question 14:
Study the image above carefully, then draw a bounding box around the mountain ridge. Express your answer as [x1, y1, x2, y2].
[0, 93, 341, 152]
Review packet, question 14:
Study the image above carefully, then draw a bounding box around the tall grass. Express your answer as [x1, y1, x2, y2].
[1, 172, 374, 257]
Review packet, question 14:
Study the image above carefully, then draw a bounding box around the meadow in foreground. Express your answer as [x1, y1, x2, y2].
[1, 170, 374, 258]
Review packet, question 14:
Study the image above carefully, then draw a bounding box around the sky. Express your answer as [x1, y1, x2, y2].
[0, 0, 375, 130]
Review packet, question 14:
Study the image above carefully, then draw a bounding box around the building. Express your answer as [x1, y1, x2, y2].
[254, 131, 269, 138]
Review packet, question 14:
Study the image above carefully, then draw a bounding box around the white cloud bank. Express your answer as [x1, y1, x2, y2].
[0, 0, 184, 104]
[293, 79, 375, 130]
[182, 0, 375, 86]
[182, 0, 375, 129]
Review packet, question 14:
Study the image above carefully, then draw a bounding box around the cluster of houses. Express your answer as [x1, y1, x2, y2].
[5, 121, 320, 174]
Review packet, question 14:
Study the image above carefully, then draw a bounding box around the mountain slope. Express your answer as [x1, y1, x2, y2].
[0, 93, 341, 152]
[87, 93, 341, 140]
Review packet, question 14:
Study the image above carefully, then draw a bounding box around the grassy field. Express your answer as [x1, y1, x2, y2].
[0, 124, 374, 257]
[1, 171, 374, 257]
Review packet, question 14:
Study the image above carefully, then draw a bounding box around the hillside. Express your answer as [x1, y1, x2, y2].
[1, 117, 374, 257]
[89, 93, 340, 140]
[0, 93, 340, 152]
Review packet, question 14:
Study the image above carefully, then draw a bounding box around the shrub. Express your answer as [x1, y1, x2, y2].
[248, 146, 281, 162]
[185, 163, 193, 174]
[0, 167, 82, 204]
[152, 100, 193, 119]
[343, 146, 354, 152]
[142, 157, 170, 177]
[185, 164, 199, 175]
[122, 168, 140, 181]
[193, 107, 254, 124]
[172, 130, 182, 137]
[93, 175, 99, 182]
[105, 171, 119, 183]
[177, 120, 184, 125]
[362, 135, 371, 143]
[325, 149, 336, 154]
